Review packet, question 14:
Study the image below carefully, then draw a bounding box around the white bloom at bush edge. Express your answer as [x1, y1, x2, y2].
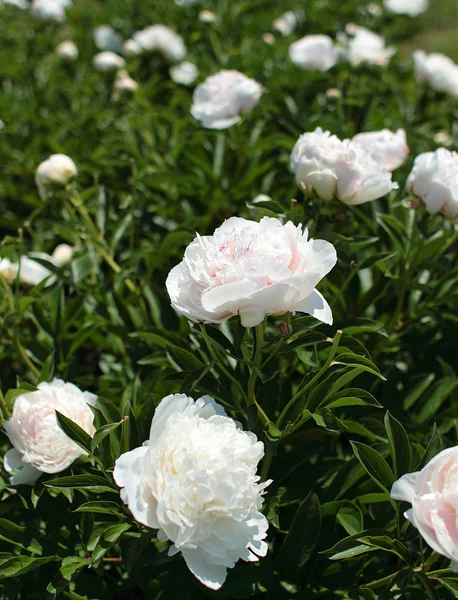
[93, 51, 125, 73]
[114, 393, 271, 590]
[166, 216, 337, 327]
[132, 25, 186, 62]
[93, 25, 123, 52]
[341, 25, 396, 67]
[170, 61, 199, 85]
[391, 446, 458, 570]
[191, 70, 263, 130]
[289, 35, 339, 72]
[3, 379, 97, 485]
[56, 40, 79, 62]
[413, 51, 458, 98]
[407, 148, 458, 219]
[291, 127, 397, 204]
[272, 11, 296, 36]
[352, 128, 409, 171]
[0, 244, 73, 286]
[384, 0, 428, 16]
[35, 153, 77, 199]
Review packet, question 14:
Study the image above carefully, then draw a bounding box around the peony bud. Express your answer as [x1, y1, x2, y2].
[3, 379, 97, 485]
[56, 40, 79, 62]
[93, 51, 125, 73]
[169, 61, 199, 85]
[35, 154, 77, 199]
[114, 393, 271, 590]
[406, 148, 458, 219]
[289, 35, 339, 72]
[52, 243, 73, 265]
[199, 10, 216, 23]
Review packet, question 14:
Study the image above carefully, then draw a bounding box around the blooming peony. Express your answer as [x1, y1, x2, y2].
[413, 51, 458, 98]
[406, 148, 458, 219]
[0, 244, 73, 286]
[384, 0, 428, 16]
[122, 39, 142, 57]
[56, 40, 79, 62]
[289, 35, 339, 72]
[35, 153, 77, 199]
[191, 70, 263, 130]
[199, 10, 217, 23]
[391, 446, 458, 570]
[340, 25, 396, 67]
[93, 25, 123, 53]
[3, 379, 97, 485]
[352, 128, 409, 171]
[291, 128, 397, 204]
[272, 11, 297, 36]
[31, 0, 70, 22]
[166, 216, 337, 327]
[169, 61, 199, 85]
[93, 51, 125, 73]
[113, 393, 270, 590]
[132, 25, 186, 62]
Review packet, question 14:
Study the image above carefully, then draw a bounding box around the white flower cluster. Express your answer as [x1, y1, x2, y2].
[413, 51, 458, 99]
[30, 0, 71, 22]
[384, 0, 428, 16]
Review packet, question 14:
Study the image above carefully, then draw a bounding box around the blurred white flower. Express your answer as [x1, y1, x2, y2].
[434, 131, 453, 146]
[31, 0, 70, 22]
[3, 0, 28, 9]
[199, 10, 216, 23]
[56, 40, 79, 62]
[289, 35, 339, 72]
[262, 33, 276, 45]
[391, 445, 458, 571]
[52, 243, 73, 264]
[0, 120, 4, 130]
[341, 25, 396, 66]
[252, 194, 273, 203]
[93, 25, 123, 53]
[166, 216, 337, 327]
[413, 50, 458, 98]
[325, 88, 342, 100]
[35, 153, 77, 199]
[169, 61, 199, 85]
[352, 128, 409, 171]
[407, 148, 458, 218]
[191, 70, 263, 130]
[366, 3, 383, 16]
[132, 25, 186, 62]
[384, 0, 428, 16]
[272, 11, 297, 36]
[4, 379, 97, 485]
[176, 0, 200, 5]
[122, 39, 142, 57]
[114, 393, 270, 590]
[93, 51, 125, 72]
[291, 127, 397, 205]
[113, 72, 139, 97]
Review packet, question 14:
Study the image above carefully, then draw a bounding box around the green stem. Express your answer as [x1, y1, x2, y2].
[14, 333, 40, 380]
[247, 323, 265, 406]
[276, 330, 342, 429]
[261, 337, 285, 369]
[0, 388, 10, 422]
[423, 551, 440, 573]
[260, 448, 273, 482]
[199, 325, 247, 401]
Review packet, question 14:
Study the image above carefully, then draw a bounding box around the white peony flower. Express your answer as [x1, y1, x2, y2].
[56, 40, 79, 62]
[93, 25, 123, 53]
[352, 128, 409, 171]
[291, 127, 397, 205]
[113, 393, 271, 590]
[384, 0, 428, 16]
[112, 70, 138, 95]
[262, 33, 276, 46]
[272, 11, 297, 36]
[199, 10, 217, 23]
[0, 244, 73, 287]
[31, 0, 70, 22]
[132, 25, 186, 62]
[289, 35, 339, 72]
[3, 0, 28, 9]
[93, 51, 125, 73]
[3, 379, 97, 485]
[413, 50, 458, 98]
[191, 70, 263, 130]
[340, 25, 396, 67]
[391, 446, 458, 570]
[52, 243, 73, 264]
[166, 216, 337, 328]
[169, 61, 199, 85]
[35, 153, 77, 199]
[406, 148, 458, 219]
[122, 39, 142, 57]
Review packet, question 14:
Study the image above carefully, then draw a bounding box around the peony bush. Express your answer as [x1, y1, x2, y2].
[0, 0, 458, 598]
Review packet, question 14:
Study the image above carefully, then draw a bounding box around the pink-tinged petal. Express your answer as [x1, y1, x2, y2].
[391, 472, 420, 504]
[201, 280, 258, 313]
[181, 548, 228, 590]
[4, 448, 42, 486]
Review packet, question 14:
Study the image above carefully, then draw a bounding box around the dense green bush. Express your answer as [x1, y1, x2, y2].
[0, 0, 458, 598]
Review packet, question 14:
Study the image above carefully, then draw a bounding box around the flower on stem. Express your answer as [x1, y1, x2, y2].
[56, 40, 79, 62]
[289, 35, 339, 72]
[131, 25, 186, 62]
[166, 216, 337, 328]
[190, 70, 264, 130]
[35, 153, 77, 199]
[290, 127, 397, 204]
[113, 393, 271, 590]
[413, 50, 458, 98]
[391, 446, 458, 570]
[93, 51, 125, 73]
[3, 379, 97, 485]
[406, 148, 458, 219]
[0, 244, 73, 286]
[339, 24, 396, 67]
[352, 128, 409, 171]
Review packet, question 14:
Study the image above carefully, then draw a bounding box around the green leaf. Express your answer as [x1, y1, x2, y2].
[336, 503, 363, 536]
[0, 555, 57, 580]
[91, 417, 127, 453]
[0, 519, 43, 555]
[311, 408, 346, 432]
[45, 474, 116, 494]
[403, 374, 435, 410]
[91, 522, 131, 565]
[351, 442, 394, 493]
[179, 363, 215, 395]
[437, 575, 458, 597]
[39, 351, 55, 383]
[324, 388, 381, 410]
[55, 411, 92, 454]
[342, 319, 388, 338]
[415, 378, 458, 423]
[74, 501, 126, 518]
[385, 411, 412, 477]
[332, 353, 385, 380]
[416, 424, 444, 470]
[276, 490, 321, 580]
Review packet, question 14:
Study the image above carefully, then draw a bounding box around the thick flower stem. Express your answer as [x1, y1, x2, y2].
[247, 323, 265, 406]
[200, 325, 247, 401]
[0, 388, 10, 422]
[276, 330, 342, 429]
[67, 195, 138, 295]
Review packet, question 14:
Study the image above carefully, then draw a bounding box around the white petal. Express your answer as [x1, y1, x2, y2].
[239, 308, 266, 328]
[293, 289, 333, 324]
[149, 394, 195, 440]
[201, 280, 258, 314]
[4, 448, 42, 486]
[391, 472, 419, 503]
[181, 547, 228, 590]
